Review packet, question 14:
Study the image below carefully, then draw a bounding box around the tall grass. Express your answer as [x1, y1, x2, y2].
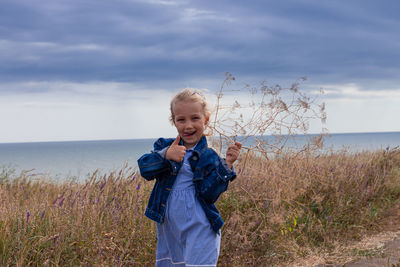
[219, 147, 400, 265]
[1, 147, 399, 266]
[0, 166, 155, 266]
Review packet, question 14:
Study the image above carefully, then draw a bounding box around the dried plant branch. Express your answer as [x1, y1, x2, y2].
[209, 73, 327, 159]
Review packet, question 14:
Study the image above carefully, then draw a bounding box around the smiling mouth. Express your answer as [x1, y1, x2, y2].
[183, 131, 196, 137]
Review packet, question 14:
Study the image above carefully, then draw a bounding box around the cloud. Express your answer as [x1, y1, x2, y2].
[1, 0, 399, 88]
[0, 77, 399, 143]
[0, 80, 178, 142]
[1, 0, 400, 141]
[321, 84, 400, 99]
[323, 96, 400, 134]
[136, 0, 186, 6]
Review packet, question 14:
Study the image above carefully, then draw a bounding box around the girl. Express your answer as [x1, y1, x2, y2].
[138, 88, 241, 266]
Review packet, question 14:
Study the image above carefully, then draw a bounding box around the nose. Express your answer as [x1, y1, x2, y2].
[184, 121, 194, 129]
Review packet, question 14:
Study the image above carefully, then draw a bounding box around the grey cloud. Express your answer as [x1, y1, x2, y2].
[1, 0, 400, 92]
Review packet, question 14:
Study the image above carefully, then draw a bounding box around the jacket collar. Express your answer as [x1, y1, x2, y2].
[195, 136, 208, 156]
[180, 135, 207, 157]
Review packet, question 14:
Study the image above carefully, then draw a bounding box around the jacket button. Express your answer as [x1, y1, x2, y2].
[192, 156, 198, 160]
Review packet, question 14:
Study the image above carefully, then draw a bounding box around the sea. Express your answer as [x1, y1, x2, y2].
[0, 132, 399, 182]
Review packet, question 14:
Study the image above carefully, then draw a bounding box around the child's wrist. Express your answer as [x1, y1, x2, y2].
[226, 160, 233, 169]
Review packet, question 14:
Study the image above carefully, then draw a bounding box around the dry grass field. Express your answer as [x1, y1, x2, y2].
[1, 147, 399, 266]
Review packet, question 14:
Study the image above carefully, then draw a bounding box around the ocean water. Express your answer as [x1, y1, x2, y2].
[0, 132, 399, 182]
[0, 139, 156, 182]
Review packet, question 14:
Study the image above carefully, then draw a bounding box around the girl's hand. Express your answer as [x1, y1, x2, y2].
[165, 135, 186, 162]
[226, 142, 242, 169]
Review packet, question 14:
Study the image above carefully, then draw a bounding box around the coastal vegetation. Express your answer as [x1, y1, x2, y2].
[1, 148, 400, 265]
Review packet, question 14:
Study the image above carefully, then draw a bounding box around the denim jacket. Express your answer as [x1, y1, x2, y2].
[137, 136, 236, 233]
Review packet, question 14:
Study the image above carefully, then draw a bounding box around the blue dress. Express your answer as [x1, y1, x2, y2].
[155, 149, 221, 267]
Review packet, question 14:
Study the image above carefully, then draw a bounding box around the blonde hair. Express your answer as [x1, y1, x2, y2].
[169, 88, 211, 124]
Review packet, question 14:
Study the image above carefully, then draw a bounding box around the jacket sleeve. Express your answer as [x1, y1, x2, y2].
[137, 151, 171, 181]
[137, 138, 180, 181]
[197, 154, 237, 204]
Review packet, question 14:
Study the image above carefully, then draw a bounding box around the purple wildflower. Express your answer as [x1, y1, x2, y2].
[136, 182, 141, 190]
[41, 210, 46, 219]
[26, 211, 30, 222]
[100, 182, 106, 190]
[59, 197, 65, 207]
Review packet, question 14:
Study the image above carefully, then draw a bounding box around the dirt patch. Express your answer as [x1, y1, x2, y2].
[294, 202, 400, 267]
[341, 203, 400, 267]
[342, 234, 400, 267]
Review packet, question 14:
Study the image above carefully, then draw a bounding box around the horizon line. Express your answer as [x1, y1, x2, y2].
[1, 130, 400, 145]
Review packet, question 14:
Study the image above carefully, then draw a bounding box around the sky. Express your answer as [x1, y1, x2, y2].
[1, 0, 400, 143]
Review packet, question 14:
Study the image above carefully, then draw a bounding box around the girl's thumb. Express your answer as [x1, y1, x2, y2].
[172, 135, 181, 146]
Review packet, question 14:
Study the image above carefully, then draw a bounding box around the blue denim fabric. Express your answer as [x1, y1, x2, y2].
[137, 136, 236, 233]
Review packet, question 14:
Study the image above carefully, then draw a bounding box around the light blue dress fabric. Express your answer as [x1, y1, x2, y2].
[155, 149, 221, 267]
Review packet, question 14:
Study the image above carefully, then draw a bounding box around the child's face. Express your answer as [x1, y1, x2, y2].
[173, 100, 209, 149]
